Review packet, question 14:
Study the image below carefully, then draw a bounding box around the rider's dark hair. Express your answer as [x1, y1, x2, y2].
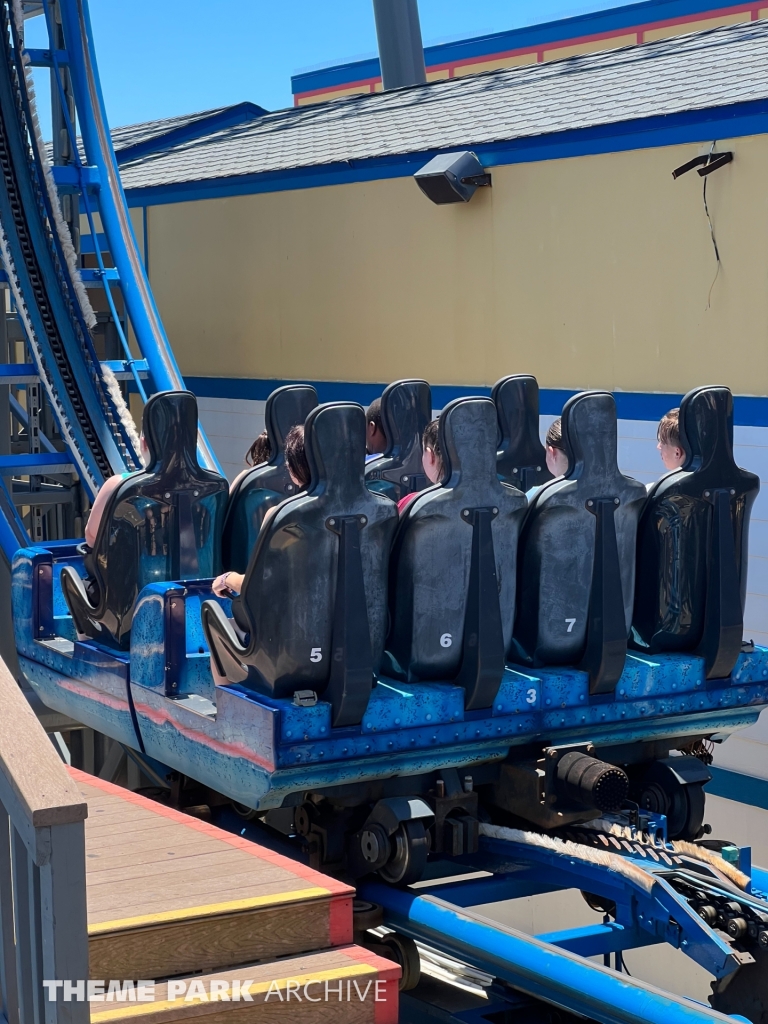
[284, 424, 310, 489]
[245, 430, 271, 467]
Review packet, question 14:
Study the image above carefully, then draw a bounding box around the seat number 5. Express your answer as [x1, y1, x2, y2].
[440, 633, 452, 648]
[565, 618, 576, 633]
[310, 647, 322, 663]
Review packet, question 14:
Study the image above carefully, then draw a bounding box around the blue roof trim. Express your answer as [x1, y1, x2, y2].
[293, 58, 381, 94]
[186, 377, 768, 427]
[124, 98, 768, 208]
[115, 102, 268, 165]
[291, 0, 747, 94]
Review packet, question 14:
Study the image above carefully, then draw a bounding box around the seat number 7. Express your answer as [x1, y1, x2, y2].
[565, 618, 576, 633]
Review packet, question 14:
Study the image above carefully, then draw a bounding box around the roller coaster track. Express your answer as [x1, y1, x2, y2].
[0, 0, 220, 561]
[0, 0, 123, 491]
[5, 5, 768, 1023]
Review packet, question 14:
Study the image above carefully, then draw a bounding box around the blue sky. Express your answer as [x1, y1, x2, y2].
[25, 0, 633, 130]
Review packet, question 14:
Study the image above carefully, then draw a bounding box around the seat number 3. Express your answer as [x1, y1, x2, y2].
[310, 648, 322, 662]
[565, 618, 576, 633]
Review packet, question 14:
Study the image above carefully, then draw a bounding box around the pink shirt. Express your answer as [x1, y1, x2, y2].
[84, 473, 128, 548]
[397, 492, 418, 516]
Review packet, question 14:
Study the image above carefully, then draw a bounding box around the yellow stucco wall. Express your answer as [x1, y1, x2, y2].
[643, 11, 750, 41]
[452, 53, 538, 77]
[542, 33, 638, 60]
[144, 133, 768, 396]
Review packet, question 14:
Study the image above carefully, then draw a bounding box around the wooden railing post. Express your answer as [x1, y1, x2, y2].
[41, 822, 89, 1024]
[0, 656, 88, 1024]
[0, 810, 20, 1024]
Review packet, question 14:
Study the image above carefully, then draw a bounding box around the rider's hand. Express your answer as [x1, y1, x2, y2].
[212, 572, 243, 597]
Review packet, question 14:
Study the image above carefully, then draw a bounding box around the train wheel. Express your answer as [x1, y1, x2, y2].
[353, 899, 384, 934]
[581, 891, 616, 916]
[231, 801, 258, 820]
[636, 763, 706, 840]
[710, 953, 768, 1023]
[379, 819, 429, 885]
[378, 933, 421, 991]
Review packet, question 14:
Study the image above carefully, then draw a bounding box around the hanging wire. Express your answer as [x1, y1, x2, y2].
[703, 141, 721, 309]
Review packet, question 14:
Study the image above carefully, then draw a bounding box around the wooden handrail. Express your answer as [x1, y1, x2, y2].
[0, 658, 86, 858]
[0, 655, 89, 1024]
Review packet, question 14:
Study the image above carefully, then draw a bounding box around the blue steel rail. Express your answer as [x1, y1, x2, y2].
[55, 0, 220, 474]
[13, 541, 768, 1019]
[0, 0, 220, 565]
[360, 818, 766, 1023]
[361, 883, 741, 1024]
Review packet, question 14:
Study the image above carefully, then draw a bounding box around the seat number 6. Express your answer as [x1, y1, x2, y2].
[440, 633, 452, 648]
[310, 648, 322, 662]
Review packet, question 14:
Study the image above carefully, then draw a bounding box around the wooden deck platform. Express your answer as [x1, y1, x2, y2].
[88, 948, 399, 1024]
[68, 769, 399, 1023]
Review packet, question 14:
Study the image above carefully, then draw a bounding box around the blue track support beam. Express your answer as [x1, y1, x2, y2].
[78, 268, 119, 283]
[418, 875, 562, 906]
[49, 163, 100, 191]
[58, 0, 222, 475]
[358, 883, 737, 1024]
[537, 921, 660, 957]
[25, 47, 69, 67]
[101, 359, 149, 379]
[0, 454, 75, 474]
[0, 366, 38, 384]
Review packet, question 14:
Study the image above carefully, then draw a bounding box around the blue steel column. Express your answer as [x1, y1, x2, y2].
[57, 0, 222, 474]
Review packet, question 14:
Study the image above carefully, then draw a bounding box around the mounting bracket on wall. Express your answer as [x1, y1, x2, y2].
[672, 151, 733, 179]
[415, 151, 492, 204]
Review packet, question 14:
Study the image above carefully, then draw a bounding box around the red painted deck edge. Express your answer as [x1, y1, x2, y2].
[339, 946, 400, 1024]
[69, 767, 354, 900]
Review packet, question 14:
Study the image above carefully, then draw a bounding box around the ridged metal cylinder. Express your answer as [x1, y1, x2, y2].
[555, 751, 628, 812]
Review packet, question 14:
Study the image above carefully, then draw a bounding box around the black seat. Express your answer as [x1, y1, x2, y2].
[222, 385, 318, 573]
[511, 391, 647, 694]
[492, 374, 553, 492]
[62, 391, 228, 648]
[633, 385, 759, 679]
[365, 379, 432, 502]
[202, 403, 399, 727]
[385, 397, 527, 710]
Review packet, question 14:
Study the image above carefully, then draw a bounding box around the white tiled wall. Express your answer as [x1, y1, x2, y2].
[197, 397, 266, 483]
[199, 394, 768, 777]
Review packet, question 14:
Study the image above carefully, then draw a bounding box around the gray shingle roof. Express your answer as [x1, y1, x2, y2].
[118, 19, 768, 192]
[110, 107, 234, 153]
[57, 105, 267, 166]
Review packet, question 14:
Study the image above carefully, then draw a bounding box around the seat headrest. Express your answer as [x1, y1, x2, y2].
[561, 391, 619, 482]
[142, 390, 199, 471]
[305, 402, 367, 500]
[679, 385, 734, 473]
[439, 397, 498, 485]
[492, 374, 540, 449]
[265, 384, 318, 458]
[380, 379, 432, 456]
